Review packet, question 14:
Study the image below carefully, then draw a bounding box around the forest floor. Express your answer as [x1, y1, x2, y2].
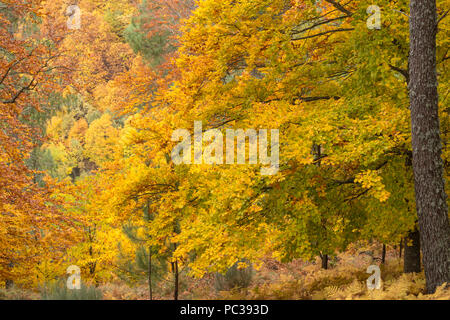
[99, 242, 450, 300]
[1, 242, 449, 300]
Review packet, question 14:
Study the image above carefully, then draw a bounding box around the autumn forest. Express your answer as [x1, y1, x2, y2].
[0, 0, 449, 301]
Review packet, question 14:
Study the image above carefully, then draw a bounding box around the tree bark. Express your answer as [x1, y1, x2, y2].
[381, 244, 386, 264]
[404, 229, 421, 273]
[409, 0, 450, 293]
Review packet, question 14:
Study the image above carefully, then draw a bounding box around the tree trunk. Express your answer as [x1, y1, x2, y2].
[314, 145, 329, 271]
[148, 246, 153, 300]
[399, 240, 403, 258]
[409, 0, 450, 293]
[381, 244, 386, 264]
[172, 242, 179, 300]
[404, 229, 421, 273]
[320, 253, 328, 270]
[70, 166, 80, 183]
[5, 279, 14, 289]
[144, 201, 153, 300]
[174, 259, 179, 300]
[5, 261, 14, 289]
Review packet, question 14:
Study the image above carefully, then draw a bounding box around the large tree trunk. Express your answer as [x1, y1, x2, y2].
[409, 0, 450, 293]
[404, 229, 421, 273]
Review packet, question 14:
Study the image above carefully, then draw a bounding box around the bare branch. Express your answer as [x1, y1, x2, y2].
[292, 28, 354, 41]
[324, 0, 353, 16]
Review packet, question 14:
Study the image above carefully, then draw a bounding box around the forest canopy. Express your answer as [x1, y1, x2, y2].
[0, 0, 448, 300]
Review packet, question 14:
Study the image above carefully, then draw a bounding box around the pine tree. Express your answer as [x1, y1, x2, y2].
[408, 0, 450, 293]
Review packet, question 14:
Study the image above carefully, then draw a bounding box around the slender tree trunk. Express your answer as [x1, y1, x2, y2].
[5, 279, 13, 289]
[148, 246, 153, 300]
[320, 253, 328, 270]
[5, 262, 13, 289]
[172, 242, 179, 300]
[409, 0, 450, 293]
[399, 240, 403, 258]
[381, 244, 386, 264]
[314, 145, 329, 271]
[174, 259, 179, 300]
[404, 229, 421, 273]
[145, 201, 153, 300]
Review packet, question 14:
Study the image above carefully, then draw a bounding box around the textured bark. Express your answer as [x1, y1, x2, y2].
[381, 244, 386, 264]
[409, 0, 450, 293]
[404, 229, 421, 273]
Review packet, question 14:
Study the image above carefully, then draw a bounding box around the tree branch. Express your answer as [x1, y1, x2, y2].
[292, 28, 354, 41]
[388, 64, 409, 84]
[324, 0, 353, 16]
